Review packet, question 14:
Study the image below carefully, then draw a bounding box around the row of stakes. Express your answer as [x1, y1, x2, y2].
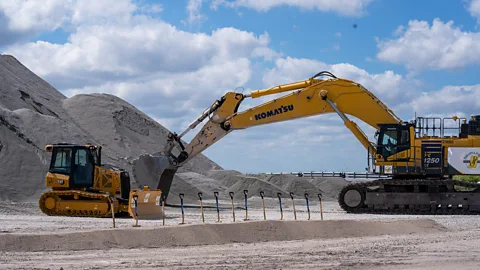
[133, 190, 324, 226]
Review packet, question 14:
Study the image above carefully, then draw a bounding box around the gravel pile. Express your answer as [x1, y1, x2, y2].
[0, 55, 220, 202]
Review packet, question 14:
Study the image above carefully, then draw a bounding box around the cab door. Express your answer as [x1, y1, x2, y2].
[71, 147, 94, 187]
[377, 125, 411, 161]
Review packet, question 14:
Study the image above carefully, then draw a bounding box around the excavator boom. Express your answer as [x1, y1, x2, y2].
[132, 71, 402, 202]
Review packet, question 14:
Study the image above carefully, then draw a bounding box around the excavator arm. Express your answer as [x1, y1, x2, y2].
[132, 71, 402, 201]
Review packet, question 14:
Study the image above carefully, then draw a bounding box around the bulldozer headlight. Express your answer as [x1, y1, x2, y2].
[57, 180, 64, 185]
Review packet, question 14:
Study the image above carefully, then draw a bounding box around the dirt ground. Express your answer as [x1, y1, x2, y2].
[2, 199, 480, 269]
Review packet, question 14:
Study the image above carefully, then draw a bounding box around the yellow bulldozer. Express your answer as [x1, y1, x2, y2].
[133, 71, 480, 215]
[39, 143, 162, 219]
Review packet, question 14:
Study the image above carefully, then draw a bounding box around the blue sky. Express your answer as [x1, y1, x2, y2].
[1, 0, 480, 173]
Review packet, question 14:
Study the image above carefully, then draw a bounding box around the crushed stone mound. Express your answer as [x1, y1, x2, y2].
[305, 177, 350, 200]
[205, 170, 289, 199]
[257, 174, 349, 201]
[262, 174, 325, 198]
[175, 172, 228, 197]
[0, 55, 65, 117]
[0, 55, 220, 202]
[0, 219, 447, 252]
[205, 170, 245, 187]
[165, 174, 202, 205]
[225, 177, 289, 200]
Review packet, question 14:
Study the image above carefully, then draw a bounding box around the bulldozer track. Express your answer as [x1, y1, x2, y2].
[39, 190, 113, 218]
[338, 179, 480, 215]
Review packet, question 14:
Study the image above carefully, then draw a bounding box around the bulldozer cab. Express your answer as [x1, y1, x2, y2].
[47, 144, 99, 188]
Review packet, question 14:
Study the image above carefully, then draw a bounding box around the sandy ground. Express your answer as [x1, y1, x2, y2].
[2, 199, 480, 269]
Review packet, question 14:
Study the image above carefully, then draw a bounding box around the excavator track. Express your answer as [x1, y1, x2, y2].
[338, 179, 480, 215]
[39, 190, 113, 218]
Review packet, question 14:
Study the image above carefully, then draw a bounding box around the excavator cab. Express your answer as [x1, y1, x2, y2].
[372, 116, 478, 176]
[375, 123, 413, 161]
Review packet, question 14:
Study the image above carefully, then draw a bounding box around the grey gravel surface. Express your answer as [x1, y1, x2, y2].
[1, 201, 480, 269]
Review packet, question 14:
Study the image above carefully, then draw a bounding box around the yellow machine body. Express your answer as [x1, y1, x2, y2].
[39, 144, 162, 219]
[135, 71, 480, 214]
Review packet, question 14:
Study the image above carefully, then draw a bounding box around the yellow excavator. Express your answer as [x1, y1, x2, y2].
[133, 71, 480, 214]
[39, 143, 162, 219]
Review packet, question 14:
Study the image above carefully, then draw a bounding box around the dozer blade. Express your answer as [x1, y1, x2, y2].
[128, 187, 163, 220]
[132, 153, 177, 203]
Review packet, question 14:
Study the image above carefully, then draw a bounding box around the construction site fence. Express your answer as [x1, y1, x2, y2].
[257, 171, 392, 179]
[129, 189, 325, 228]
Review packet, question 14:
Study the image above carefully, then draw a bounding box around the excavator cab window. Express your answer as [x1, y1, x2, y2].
[377, 124, 411, 159]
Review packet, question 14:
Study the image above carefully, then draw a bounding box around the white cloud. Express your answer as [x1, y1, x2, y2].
[376, 18, 480, 71]
[0, 0, 152, 47]
[412, 84, 480, 118]
[5, 22, 273, 86]
[210, 0, 374, 17]
[0, 0, 71, 32]
[468, 0, 480, 22]
[186, 0, 206, 25]
[393, 25, 404, 36]
[138, 3, 163, 14]
[71, 0, 136, 25]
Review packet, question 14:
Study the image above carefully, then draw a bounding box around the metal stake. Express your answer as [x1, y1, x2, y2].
[198, 192, 204, 223]
[108, 196, 115, 228]
[161, 195, 166, 226]
[318, 193, 324, 220]
[243, 190, 249, 221]
[260, 191, 266, 220]
[214, 191, 220, 222]
[290, 192, 296, 220]
[179, 193, 185, 224]
[277, 193, 283, 220]
[229, 192, 235, 222]
[305, 193, 310, 220]
[132, 195, 140, 227]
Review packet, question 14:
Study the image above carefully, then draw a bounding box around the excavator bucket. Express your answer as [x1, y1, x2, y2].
[128, 186, 163, 220]
[132, 153, 177, 204]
